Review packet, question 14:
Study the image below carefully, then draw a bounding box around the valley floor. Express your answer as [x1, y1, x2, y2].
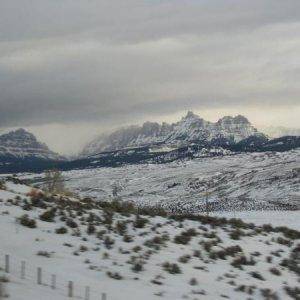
[59, 150, 300, 212]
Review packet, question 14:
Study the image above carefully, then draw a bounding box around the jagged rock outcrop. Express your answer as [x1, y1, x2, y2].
[81, 111, 261, 156]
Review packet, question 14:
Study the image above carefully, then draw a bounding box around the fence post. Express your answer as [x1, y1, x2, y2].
[0, 282, 5, 298]
[5, 255, 9, 273]
[101, 293, 107, 300]
[84, 286, 90, 300]
[21, 261, 26, 279]
[51, 274, 56, 290]
[68, 281, 73, 298]
[37, 267, 42, 285]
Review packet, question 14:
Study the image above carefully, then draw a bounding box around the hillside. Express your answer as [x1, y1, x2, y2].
[34, 149, 300, 213]
[0, 178, 299, 300]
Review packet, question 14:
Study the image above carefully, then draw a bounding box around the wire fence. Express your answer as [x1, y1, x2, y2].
[0, 252, 108, 300]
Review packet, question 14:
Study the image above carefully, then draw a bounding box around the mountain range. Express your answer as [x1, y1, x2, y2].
[81, 112, 261, 156]
[0, 112, 299, 173]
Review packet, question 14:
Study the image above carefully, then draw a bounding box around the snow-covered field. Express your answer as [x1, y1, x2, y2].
[0, 179, 299, 300]
[42, 150, 299, 213]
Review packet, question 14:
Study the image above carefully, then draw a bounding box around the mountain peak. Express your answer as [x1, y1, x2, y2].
[81, 112, 262, 155]
[217, 115, 250, 125]
[183, 111, 199, 120]
[0, 128, 64, 161]
[8, 128, 40, 142]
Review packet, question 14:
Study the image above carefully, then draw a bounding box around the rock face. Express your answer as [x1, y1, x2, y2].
[0, 128, 64, 161]
[81, 112, 262, 156]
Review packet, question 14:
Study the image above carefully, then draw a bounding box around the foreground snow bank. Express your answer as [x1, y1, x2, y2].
[0, 178, 299, 300]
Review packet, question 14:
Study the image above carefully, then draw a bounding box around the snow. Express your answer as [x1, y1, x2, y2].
[0, 179, 299, 300]
[25, 149, 299, 213]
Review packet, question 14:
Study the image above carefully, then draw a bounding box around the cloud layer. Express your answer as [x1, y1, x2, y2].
[0, 0, 299, 153]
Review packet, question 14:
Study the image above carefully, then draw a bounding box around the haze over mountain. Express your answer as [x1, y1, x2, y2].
[261, 126, 300, 138]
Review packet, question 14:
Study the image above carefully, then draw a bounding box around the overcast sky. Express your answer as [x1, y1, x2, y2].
[0, 0, 299, 154]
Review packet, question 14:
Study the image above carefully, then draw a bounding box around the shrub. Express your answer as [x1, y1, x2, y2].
[284, 286, 300, 300]
[138, 205, 168, 217]
[231, 255, 256, 269]
[132, 246, 142, 252]
[277, 227, 300, 240]
[37, 251, 51, 258]
[66, 219, 78, 228]
[104, 236, 115, 249]
[277, 237, 292, 246]
[178, 255, 191, 263]
[249, 271, 265, 281]
[174, 233, 191, 245]
[134, 215, 148, 228]
[131, 262, 144, 272]
[100, 199, 135, 215]
[18, 214, 37, 228]
[210, 245, 242, 260]
[79, 245, 88, 252]
[144, 235, 168, 250]
[115, 221, 127, 235]
[162, 262, 181, 274]
[229, 229, 245, 240]
[87, 224, 96, 235]
[123, 235, 133, 243]
[269, 267, 281, 276]
[260, 288, 279, 300]
[0, 181, 6, 190]
[39, 208, 56, 222]
[56, 227, 68, 234]
[107, 271, 123, 280]
[189, 278, 198, 286]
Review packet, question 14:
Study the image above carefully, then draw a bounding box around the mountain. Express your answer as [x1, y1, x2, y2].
[81, 112, 262, 156]
[0, 128, 65, 172]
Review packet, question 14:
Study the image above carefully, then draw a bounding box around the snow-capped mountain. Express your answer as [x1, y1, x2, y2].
[0, 128, 63, 160]
[81, 112, 262, 156]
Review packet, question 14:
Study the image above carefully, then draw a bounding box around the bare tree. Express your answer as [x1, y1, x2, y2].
[44, 169, 66, 194]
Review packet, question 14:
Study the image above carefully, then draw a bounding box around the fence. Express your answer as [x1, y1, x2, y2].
[0, 253, 108, 300]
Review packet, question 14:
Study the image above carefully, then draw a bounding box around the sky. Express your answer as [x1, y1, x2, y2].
[0, 0, 299, 154]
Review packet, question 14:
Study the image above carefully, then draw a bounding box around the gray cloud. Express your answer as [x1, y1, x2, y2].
[0, 0, 299, 153]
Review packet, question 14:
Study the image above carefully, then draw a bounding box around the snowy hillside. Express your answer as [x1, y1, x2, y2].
[42, 150, 300, 213]
[0, 178, 299, 300]
[81, 112, 261, 156]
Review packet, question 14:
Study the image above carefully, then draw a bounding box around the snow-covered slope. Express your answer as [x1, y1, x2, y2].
[67, 150, 300, 212]
[25, 149, 300, 213]
[0, 178, 299, 300]
[81, 112, 262, 156]
[0, 128, 63, 161]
